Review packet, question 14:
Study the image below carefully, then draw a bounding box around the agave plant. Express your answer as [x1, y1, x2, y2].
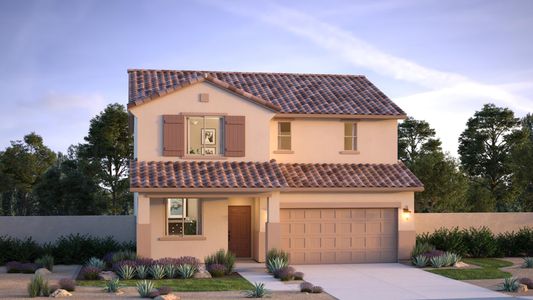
[447, 252, 462, 266]
[267, 257, 288, 274]
[164, 264, 178, 279]
[411, 255, 428, 268]
[150, 264, 166, 280]
[136, 265, 148, 279]
[86, 257, 106, 270]
[523, 257, 533, 268]
[177, 264, 195, 279]
[117, 264, 136, 280]
[410, 242, 435, 258]
[500, 277, 519, 292]
[244, 282, 270, 298]
[429, 255, 447, 268]
[104, 278, 120, 293]
[136, 280, 155, 298]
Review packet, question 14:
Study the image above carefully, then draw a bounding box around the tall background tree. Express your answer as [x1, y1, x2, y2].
[510, 113, 533, 211]
[458, 103, 522, 211]
[399, 117, 469, 212]
[77, 103, 133, 215]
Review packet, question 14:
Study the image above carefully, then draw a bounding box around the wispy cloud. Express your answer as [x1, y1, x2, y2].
[212, 1, 533, 154]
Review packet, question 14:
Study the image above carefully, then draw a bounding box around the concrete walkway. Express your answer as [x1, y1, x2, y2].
[236, 262, 522, 300]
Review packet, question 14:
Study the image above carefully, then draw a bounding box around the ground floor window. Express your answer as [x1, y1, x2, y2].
[166, 198, 201, 236]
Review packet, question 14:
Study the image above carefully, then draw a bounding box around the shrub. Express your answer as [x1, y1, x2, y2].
[35, 254, 54, 271]
[204, 249, 235, 275]
[21, 263, 39, 273]
[266, 248, 289, 264]
[463, 227, 497, 258]
[418, 227, 467, 256]
[164, 264, 178, 279]
[0, 236, 42, 265]
[27, 275, 49, 297]
[81, 266, 102, 280]
[207, 263, 226, 277]
[112, 250, 137, 264]
[514, 227, 533, 256]
[58, 278, 76, 292]
[519, 277, 533, 289]
[500, 277, 519, 292]
[429, 255, 447, 268]
[104, 278, 120, 293]
[175, 256, 200, 271]
[267, 257, 289, 275]
[244, 282, 270, 298]
[311, 286, 324, 293]
[117, 264, 136, 280]
[136, 257, 155, 267]
[149, 264, 166, 280]
[293, 271, 304, 280]
[48, 284, 59, 294]
[136, 265, 149, 279]
[300, 282, 313, 293]
[86, 257, 106, 270]
[411, 242, 434, 258]
[177, 264, 195, 279]
[157, 286, 172, 295]
[523, 257, 533, 268]
[6, 261, 22, 273]
[423, 249, 445, 259]
[277, 266, 295, 281]
[136, 280, 155, 298]
[412, 255, 428, 268]
[148, 290, 160, 298]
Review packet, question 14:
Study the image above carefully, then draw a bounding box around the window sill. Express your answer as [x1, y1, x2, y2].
[182, 155, 227, 160]
[158, 236, 207, 241]
[339, 150, 360, 155]
[273, 150, 294, 154]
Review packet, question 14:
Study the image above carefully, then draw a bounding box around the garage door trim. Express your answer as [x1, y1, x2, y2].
[280, 202, 401, 209]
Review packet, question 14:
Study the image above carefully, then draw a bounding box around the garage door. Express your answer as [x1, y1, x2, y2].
[280, 208, 398, 264]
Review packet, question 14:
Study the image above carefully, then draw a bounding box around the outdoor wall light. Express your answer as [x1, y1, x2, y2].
[402, 206, 412, 221]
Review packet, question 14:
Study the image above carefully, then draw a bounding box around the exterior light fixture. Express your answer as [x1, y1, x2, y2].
[402, 206, 412, 221]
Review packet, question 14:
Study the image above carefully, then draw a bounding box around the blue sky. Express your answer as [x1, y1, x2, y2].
[0, 0, 532, 155]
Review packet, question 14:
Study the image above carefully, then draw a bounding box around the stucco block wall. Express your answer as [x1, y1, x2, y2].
[270, 119, 398, 163]
[148, 198, 228, 260]
[0, 216, 135, 243]
[415, 212, 533, 234]
[129, 82, 275, 162]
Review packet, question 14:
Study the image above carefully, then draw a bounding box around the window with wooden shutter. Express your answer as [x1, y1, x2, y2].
[163, 115, 185, 157]
[224, 116, 245, 157]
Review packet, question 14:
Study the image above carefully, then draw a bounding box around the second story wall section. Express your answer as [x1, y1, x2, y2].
[269, 118, 398, 164]
[129, 81, 276, 162]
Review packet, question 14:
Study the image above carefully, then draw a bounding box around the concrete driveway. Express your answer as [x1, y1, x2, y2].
[295, 263, 513, 300]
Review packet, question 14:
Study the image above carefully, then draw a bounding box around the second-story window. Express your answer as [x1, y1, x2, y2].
[278, 122, 291, 150]
[187, 116, 223, 155]
[344, 122, 358, 151]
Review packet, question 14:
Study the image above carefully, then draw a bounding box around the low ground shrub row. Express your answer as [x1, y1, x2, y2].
[417, 226, 533, 258]
[0, 234, 135, 265]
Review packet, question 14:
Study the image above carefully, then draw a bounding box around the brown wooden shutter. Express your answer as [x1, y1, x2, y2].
[162, 115, 184, 157]
[224, 116, 245, 157]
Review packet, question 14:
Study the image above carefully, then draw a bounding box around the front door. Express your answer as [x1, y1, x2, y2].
[228, 206, 251, 257]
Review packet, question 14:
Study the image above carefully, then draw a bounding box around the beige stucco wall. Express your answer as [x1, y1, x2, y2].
[415, 213, 533, 235]
[279, 191, 415, 259]
[270, 119, 398, 163]
[129, 82, 276, 161]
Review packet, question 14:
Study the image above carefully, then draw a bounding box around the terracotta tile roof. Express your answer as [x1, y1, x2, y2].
[278, 162, 423, 189]
[130, 160, 422, 190]
[128, 69, 405, 116]
[130, 160, 287, 189]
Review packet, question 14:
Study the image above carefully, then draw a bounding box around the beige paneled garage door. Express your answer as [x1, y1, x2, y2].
[280, 208, 398, 264]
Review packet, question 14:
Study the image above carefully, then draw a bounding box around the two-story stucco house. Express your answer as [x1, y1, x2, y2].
[128, 69, 423, 264]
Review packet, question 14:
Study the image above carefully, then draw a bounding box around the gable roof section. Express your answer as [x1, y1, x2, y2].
[130, 160, 423, 191]
[128, 69, 406, 116]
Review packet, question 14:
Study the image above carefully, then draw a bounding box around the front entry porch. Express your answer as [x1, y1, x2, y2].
[135, 191, 281, 262]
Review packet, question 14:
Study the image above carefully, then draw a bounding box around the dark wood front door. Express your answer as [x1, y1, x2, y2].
[228, 206, 251, 257]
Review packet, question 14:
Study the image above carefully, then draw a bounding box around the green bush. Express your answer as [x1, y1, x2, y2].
[463, 227, 497, 258]
[27, 275, 49, 297]
[35, 254, 54, 271]
[204, 249, 236, 275]
[421, 227, 467, 256]
[513, 227, 533, 256]
[0, 234, 135, 266]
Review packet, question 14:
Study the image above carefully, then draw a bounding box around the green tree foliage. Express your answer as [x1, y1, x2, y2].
[0, 133, 56, 215]
[510, 113, 533, 211]
[398, 117, 442, 165]
[33, 150, 106, 215]
[399, 117, 468, 212]
[77, 103, 133, 215]
[458, 103, 522, 211]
